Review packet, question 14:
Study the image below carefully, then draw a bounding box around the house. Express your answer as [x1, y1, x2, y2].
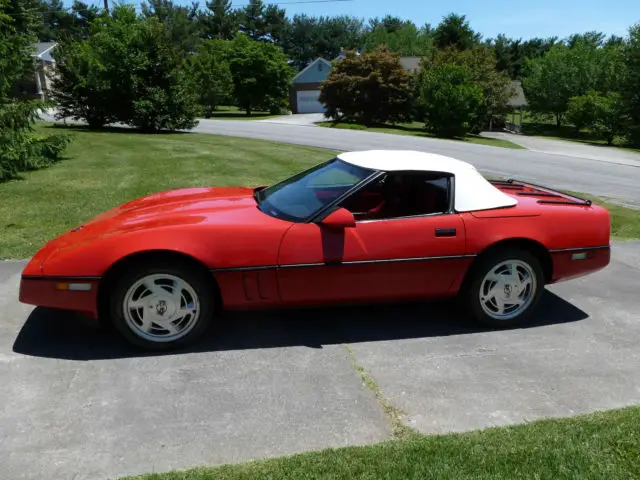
[16, 42, 58, 101]
[289, 55, 424, 114]
[288, 56, 527, 120]
[289, 57, 333, 114]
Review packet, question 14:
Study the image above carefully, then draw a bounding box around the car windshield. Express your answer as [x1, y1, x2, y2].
[256, 158, 375, 222]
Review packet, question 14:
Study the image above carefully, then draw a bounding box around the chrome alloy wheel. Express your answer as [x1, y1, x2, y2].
[479, 259, 537, 321]
[122, 273, 200, 343]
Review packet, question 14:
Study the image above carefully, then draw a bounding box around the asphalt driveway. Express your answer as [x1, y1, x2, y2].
[1, 241, 640, 479]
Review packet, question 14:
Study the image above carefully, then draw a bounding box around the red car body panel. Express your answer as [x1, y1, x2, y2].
[18, 178, 612, 318]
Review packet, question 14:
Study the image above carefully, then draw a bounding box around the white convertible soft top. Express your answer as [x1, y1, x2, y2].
[337, 150, 518, 212]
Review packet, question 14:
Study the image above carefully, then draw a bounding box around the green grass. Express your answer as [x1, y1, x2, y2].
[344, 345, 419, 440]
[122, 406, 640, 480]
[1, 125, 638, 259]
[515, 111, 640, 153]
[203, 105, 282, 120]
[0, 124, 334, 259]
[317, 121, 526, 149]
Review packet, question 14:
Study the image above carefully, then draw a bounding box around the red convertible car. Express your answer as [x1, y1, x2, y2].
[19, 150, 611, 349]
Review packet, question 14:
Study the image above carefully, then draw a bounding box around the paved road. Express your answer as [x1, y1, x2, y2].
[191, 119, 640, 208]
[258, 113, 326, 125]
[36, 110, 640, 208]
[2, 242, 640, 479]
[482, 131, 640, 166]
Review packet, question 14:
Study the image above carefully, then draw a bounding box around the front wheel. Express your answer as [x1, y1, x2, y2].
[464, 248, 545, 328]
[108, 261, 216, 350]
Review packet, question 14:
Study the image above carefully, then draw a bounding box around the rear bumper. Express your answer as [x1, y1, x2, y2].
[549, 245, 610, 284]
[19, 276, 100, 318]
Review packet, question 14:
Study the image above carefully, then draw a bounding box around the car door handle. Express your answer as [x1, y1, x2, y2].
[435, 228, 457, 237]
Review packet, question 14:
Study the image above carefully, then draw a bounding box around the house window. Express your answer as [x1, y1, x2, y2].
[318, 63, 323, 71]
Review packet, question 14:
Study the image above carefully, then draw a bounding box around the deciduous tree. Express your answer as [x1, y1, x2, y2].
[521, 41, 613, 126]
[51, 5, 199, 131]
[567, 90, 627, 144]
[227, 33, 293, 115]
[319, 46, 413, 125]
[426, 45, 513, 132]
[622, 23, 640, 145]
[415, 62, 484, 138]
[186, 39, 233, 115]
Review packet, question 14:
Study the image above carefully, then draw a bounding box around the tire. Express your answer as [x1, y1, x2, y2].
[107, 260, 216, 350]
[463, 247, 545, 328]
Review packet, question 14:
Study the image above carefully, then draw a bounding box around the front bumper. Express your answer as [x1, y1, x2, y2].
[19, 276, 100, 318]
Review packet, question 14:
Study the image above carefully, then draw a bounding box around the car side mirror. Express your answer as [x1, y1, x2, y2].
[319, 208, 356, 229]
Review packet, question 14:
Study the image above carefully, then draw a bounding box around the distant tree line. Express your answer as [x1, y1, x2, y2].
[34, 0, 640, 145]
[1, 0, 638, 148]
[34, 0, 568, 78]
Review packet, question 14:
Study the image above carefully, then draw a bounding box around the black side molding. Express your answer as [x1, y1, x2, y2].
[435, 228, 457, 237]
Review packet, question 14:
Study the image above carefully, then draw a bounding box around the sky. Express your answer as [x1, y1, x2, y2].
[85, 0, 640, 41]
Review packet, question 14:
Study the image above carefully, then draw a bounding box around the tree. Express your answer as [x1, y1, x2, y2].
[51, 4, 199, 131]
[319, 46, 412, 125]
[426, 45, 513, 132]
[201, 0, 237, 40]
[50, 38, 118, 128]
[622, 23, 640, 145]
[362, 21, 433, 56]
[283, 14, 364, 70]
[485, 35, 558, 79]
[0, 0, 69, 182]
[186, 39, 233, 115]
[141, 0, 202, 55]
[433, 13, 480, 51]
[415, 62, 484, 138]
[227, 33, 293, 115]
[521, 41, 612, 126]
[37, 0, 98, 41]
[567, 91, 627, 145]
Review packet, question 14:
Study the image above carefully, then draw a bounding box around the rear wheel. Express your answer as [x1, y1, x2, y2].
[464, 248, 545, 328]
[108, 261, 216, 350]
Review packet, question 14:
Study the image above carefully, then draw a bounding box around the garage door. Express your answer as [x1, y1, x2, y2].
[296, 90, 326, 114]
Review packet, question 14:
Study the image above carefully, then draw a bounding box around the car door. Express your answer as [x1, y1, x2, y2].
[276, 213, 468, 306]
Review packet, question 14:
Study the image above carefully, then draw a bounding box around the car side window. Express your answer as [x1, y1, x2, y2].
[339, 172, 452, 221]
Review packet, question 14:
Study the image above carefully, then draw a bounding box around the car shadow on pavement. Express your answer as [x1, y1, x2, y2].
[12, 290, 588, 361]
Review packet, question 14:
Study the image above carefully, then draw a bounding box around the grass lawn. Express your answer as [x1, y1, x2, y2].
[122, 406, 640, 479]
[317, 121, 526, 150]
[203, 105, 282, 120]
[0, 124, 333, 259]
[515, 112, 640, 154]
[0, 125, 638, 259]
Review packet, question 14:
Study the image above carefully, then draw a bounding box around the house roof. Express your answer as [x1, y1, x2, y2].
[508, 80, 527, 108]
[337, 150, 518, 212]
[292, 57, 333, 82]
[32, 42, 57, 62]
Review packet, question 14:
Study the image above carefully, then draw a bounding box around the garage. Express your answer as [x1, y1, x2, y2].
[296, 90, 326, 114]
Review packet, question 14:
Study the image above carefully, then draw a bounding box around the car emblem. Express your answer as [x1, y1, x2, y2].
[504, 284, 512, 297]
[156, 300, 168, 316]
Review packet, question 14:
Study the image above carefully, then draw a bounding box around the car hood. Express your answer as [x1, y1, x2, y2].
[50, 186, 268, 249]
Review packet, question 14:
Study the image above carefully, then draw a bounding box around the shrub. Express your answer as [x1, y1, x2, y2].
[319, 46, 412, 125]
